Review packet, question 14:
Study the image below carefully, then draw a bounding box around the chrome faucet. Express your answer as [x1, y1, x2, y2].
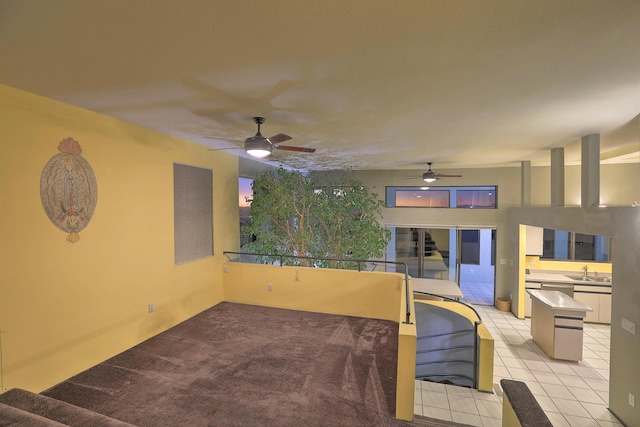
[582, 265, 588, 279]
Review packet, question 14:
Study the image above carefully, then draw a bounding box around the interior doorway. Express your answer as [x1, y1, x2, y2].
[387, 226, 496, 305]
[457, 228, 496, 305]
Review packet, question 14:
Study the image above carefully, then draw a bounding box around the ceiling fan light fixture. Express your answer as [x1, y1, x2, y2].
[423, 175, 437, 183]
[244, 136, 272, 158]
[245, 148, 272, 158]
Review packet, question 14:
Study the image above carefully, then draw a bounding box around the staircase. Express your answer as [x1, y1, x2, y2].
[0, 388, 134, 426]
[414, 301, 478, 388]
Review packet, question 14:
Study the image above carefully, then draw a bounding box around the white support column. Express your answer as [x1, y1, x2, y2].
[581, 134, 600, 207]
[521, 160, 531, 207]
[550, 148, 565, 207]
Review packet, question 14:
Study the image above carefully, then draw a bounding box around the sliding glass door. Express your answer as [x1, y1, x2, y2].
[390, 227, 452, 279]
[387, 226, 496, 305]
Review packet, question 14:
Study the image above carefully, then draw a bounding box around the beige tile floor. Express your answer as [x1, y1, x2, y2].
[413, 304, 622, 426]
[460, 281, 495, 306]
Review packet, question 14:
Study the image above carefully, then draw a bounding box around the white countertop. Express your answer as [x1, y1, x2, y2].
[526, 272, 612, 286]
[526, 272, 579, 282]
[527, 289, 593, 312]
[412, 278, 463, 299]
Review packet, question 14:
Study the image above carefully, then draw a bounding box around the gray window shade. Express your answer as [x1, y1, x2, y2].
[174, 163, 213, 264]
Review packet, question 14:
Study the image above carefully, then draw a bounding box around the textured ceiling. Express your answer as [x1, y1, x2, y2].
[1, 0, 639, 172]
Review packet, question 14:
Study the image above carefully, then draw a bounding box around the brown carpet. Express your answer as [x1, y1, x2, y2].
[43, 303, 407, 426]
[43, 302, 470, 426]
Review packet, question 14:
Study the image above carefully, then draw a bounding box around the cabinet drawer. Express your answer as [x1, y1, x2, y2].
[555, 316, 583, 328]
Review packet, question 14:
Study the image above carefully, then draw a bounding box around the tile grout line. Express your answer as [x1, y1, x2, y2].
[414, 303, 619, 427]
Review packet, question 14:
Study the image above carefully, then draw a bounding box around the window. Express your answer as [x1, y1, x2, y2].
[394, 189, 449, 207]
[460, 230, 480, 264]
[239, 177, 254, 247]
[542, 229, 611, 262]
[575, 233, 611, 262]
[386, 186, 497, 208]
[173, 163, 213, 264]
[456, 189, 496, 208]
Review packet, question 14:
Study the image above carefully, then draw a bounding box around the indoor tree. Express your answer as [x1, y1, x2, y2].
[244, 168, 390, 269]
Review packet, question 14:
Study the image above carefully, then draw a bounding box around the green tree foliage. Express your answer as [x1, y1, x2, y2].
[244, 168, 390, 269]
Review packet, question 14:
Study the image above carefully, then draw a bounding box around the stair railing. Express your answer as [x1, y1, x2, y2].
[413, 291, 482, 389]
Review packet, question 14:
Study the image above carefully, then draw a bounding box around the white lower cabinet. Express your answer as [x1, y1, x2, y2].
[599, 293, 612, 324]
[524, 282, 542, 317]
[574, 285, 612, 324]
[574, 292, 600, 323]
[524, 275, 611, 324]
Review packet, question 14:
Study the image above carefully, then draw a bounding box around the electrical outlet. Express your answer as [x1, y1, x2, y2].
[500, 259, 507, 265]
[629, 393, 635, 408]
[268, 284, 272, 292]
[148, 303, 154, 313]
[223, 266, 229, 273]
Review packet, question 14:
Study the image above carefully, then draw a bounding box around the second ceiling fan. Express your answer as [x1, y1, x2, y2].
[421, 162, 463, 182]
[206, 117, 315, 158]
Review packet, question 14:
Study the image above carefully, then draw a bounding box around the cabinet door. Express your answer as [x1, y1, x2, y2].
[524, 282, 541, 318]
[525, 226, 544, 255]
[599, 294, 611, 324]
[574, 292, 599, 323]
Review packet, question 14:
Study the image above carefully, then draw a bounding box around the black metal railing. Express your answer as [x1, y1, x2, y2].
[413, 291, 483, 389]
[223, 251, 413, 324]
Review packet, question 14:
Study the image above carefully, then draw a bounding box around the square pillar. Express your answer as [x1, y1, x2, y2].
[581, 134, 600, 207]
[521, 161, 531, 207]
[550, 148, 565, 207]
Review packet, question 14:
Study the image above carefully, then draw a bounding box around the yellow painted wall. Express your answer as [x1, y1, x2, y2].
[502, 394, 522, 427]
[476, 323, 495, 393]
[396, 280, 417, 421]
[517, 224, 527, 318]
[525, 256, 612, 274]
[396, 321, 417, 421]
[222, 262, 406, 321]
[0, 84, 239, 393]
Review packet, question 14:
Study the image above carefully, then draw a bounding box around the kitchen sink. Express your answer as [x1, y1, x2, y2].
[565, 274, 611, 283]
[588, 276, 611, 283]
[565, 275, 590, 281]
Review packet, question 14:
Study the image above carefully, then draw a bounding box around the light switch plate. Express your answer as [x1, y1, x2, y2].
[622, 318, 636, 335]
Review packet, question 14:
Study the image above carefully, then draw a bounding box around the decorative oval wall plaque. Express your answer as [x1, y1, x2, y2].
[40, 138, 98, 243]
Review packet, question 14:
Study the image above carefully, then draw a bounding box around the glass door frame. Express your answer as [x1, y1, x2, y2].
[387, 225, 497, 305]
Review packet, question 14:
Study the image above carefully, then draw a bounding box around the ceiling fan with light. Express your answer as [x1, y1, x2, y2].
[421, 162, 463, 182]
[206, 117, 315, 158]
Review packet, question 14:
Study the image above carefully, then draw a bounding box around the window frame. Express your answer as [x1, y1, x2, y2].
[385, 185, 497, 209]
